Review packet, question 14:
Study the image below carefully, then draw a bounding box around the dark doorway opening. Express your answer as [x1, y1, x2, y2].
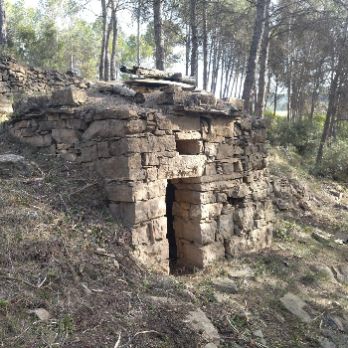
[166, 181, 177, 271]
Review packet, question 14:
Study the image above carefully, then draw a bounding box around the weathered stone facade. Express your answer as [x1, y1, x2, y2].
[8, 86, 274, 273]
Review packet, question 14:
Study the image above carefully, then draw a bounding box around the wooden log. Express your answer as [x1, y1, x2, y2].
[174, 105, 241, 118]
[95, 82, 136, 98]
[120, 65, 196, 87]
[124, 79, 196, 92]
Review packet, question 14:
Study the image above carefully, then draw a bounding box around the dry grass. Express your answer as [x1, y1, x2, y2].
[2, 131, 348, 348]
[0, 132, 201, 348]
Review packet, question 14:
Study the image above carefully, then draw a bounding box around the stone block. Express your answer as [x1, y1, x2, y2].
[142, 153, 159, 166]
[105, 180, 167, 202]
[97, 154, 144, 180]
[109, 196, 166, 226]
[218, 214, 234, 239]
[175, 131, 202, 141]
[82, 119, 127, 139]
[20, 127, 37, 137]
[61, 151, 78, 162]
[79, 144, 98, 162]
[152, 135, 177, 152]
[22, 134, 52, 147]
[205, 163, 217, 175]
[177, 240, 225, 268]
[204, 142, 218, 157]
[38, 120, 62, 131]
[234, 206, 255, 233]
[172, 202, 191, 219]
[133, 239, 169, 274]
[190, 203, 223, 220]
[93, 105, 139, 120]
[216, 143, 233, 160]
[228, 183, 250, 198]
[225, 225, 272, 256]
[157, 114, 201, 132]
[174, 217, 217, 245]
[131, 217, 167, 246]
[51, 87, 87, 106]
[145, 167, 158, 181]
[126, 119, 147, 134]
[174, 177, 243, 193]
[65, 118, 87, 130]
[211, 118, 235, 138]
[52, 129, 80, 144]
[97, 141, 110, 158]
[157, 155, 206, 180]
[220, 159, 243, 175]
[175, 190, 216, 204]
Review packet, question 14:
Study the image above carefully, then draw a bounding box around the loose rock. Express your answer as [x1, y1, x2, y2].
[186, 308, 220, 345]
[280, 292, 311, 323]
[212, 277, 239, 294]
[332, 265, 348, 285]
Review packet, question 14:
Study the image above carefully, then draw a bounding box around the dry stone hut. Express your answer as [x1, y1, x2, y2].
[7, 66, 274, 274]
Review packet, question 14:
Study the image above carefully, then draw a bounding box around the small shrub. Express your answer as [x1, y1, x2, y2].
[59, 314, 75, 337]
[314, 140, 348, 181]
[265, 114, 322, 157]
[0, 299, 9, 311]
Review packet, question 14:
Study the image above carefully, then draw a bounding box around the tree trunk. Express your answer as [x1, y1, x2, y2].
[211, 40, 221, 94]
[309, 62, 323, 121]
[238, 63, 246, 99]
[0, 0, 6, 45]
[231, 70, 238, 97]
[99, 0, 108, 80]
[104, 14, 113, 81]
[255, 0, 270, 117]
[207, 33, 214, 90]
[110, 2, 118, 81]
[190, 0, 198, 81]
[316, 66, 341, 165]
[136, 1, 141, 67]
[202, 0, 208, 90]
[220, 53, 225, 99]
[185, 25, 191, 76]
[242, 0, 266, 113]
[153, 0, 165, 70]
[286, 15, 293, 122]
[273, 76, 278, 117]
[70, 55, 75, 72]
[225, 58, 235, 98]
[287, 57, 292, 122]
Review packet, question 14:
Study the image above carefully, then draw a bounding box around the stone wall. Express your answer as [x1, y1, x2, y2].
[8, 87, 274, 273]
[0, 56, 88, 117]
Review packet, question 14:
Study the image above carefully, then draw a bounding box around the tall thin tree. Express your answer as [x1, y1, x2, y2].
[153, 0, 165, 70]
[202, 0, 208, 89]
[99, 0, 108, 80]
[0, 0, 7, 45]
[110, 0, 118, 80]
[242, 0, 266, 113]
[190, 0, 198, 80]
[255, 0, 271, 117]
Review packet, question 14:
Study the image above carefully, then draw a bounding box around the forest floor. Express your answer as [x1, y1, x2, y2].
[1, 129, 348, 348]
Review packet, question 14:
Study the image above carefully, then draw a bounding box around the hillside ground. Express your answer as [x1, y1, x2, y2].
[1, 129, 348, 348]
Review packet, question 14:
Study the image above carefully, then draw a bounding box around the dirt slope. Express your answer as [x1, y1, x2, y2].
[1, 130, 348, 348]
